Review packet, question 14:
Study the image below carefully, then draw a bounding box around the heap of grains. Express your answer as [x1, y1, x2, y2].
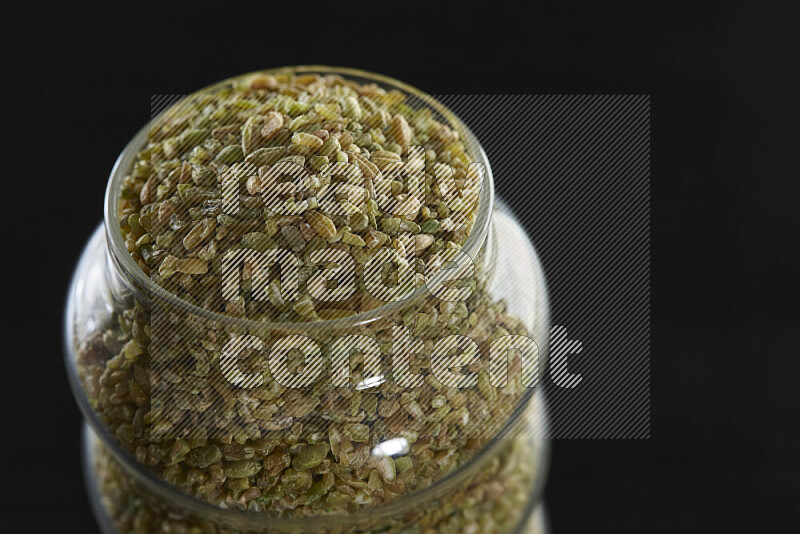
[77, 71, 541, 532]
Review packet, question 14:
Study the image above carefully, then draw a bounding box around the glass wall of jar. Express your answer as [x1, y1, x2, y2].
[65, 67, 550, 533]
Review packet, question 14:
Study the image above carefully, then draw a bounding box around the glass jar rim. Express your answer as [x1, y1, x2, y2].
[103, 65, 496, 334]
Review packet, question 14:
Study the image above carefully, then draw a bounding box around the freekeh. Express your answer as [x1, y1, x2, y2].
[76, 70, 550, 528]
[121, 73, 484, 323]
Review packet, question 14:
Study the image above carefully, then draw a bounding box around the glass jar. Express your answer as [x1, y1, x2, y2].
[65, 67, 550, 533]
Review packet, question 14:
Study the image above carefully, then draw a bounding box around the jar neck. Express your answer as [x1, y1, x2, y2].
[102, 67, 496, 334]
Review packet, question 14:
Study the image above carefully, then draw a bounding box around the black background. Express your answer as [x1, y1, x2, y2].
[2, 1, 798, 532]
